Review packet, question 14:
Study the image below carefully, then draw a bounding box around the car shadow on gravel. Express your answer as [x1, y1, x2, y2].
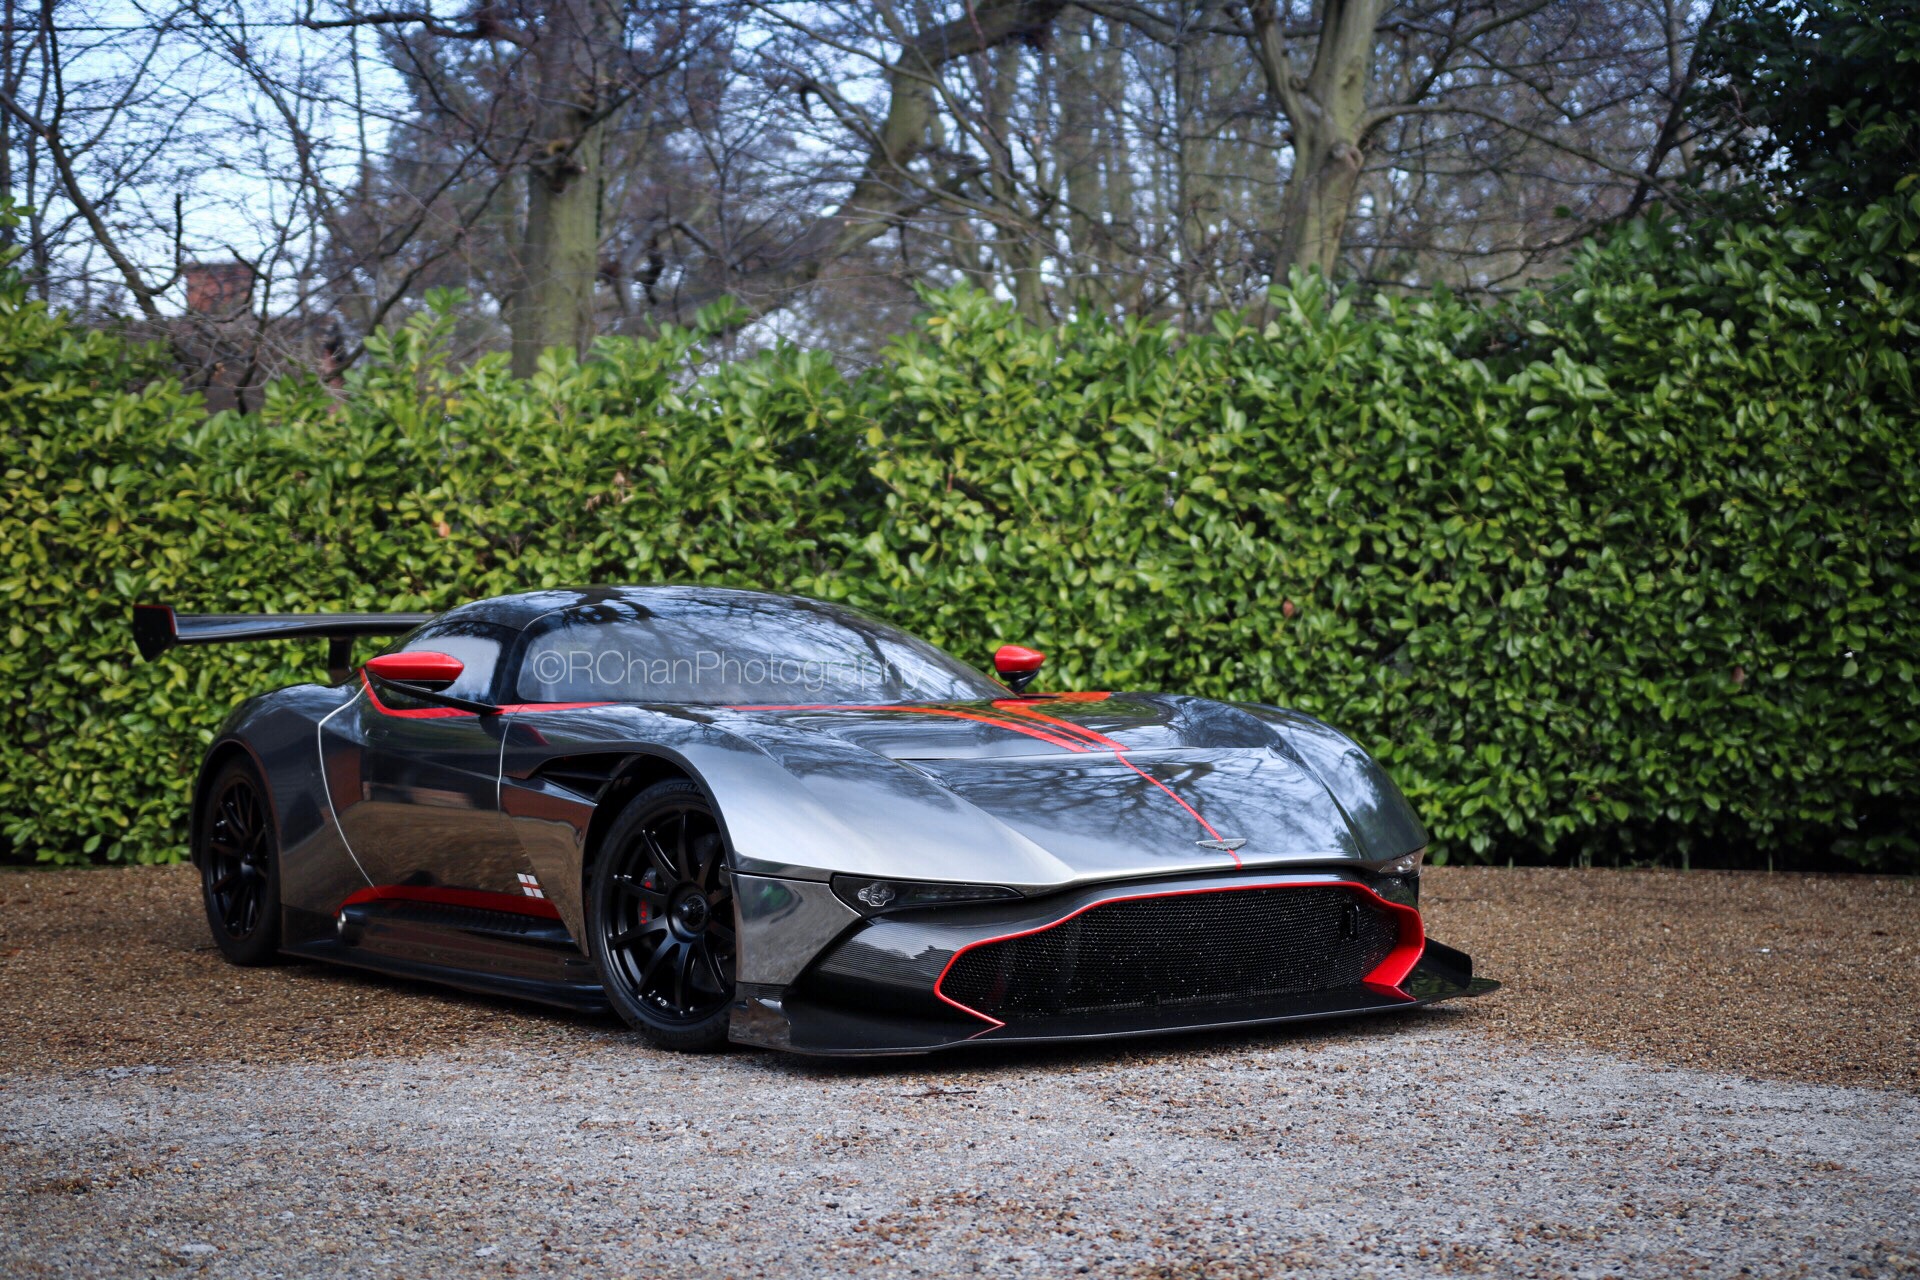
[259, 964, 1481, 1080]
[733, 1005, 1483, 1084]
[260, 959, 1477, 1080]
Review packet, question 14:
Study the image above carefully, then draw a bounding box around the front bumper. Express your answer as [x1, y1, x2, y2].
[728, 870, 1497, 1056]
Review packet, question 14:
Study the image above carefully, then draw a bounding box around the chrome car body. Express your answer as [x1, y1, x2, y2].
[139, 586, 1495, 1055]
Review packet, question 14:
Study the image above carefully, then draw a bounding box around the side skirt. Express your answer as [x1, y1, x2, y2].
[281, 902, 609, 1015]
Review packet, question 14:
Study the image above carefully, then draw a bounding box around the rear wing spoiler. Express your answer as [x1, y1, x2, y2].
[133, 605, 432, 682]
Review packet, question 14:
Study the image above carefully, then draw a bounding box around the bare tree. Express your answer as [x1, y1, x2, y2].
[653, 0, 1066, 323]
[2, 0, 1720, 380]
[298, 0, 699, 373]
[0, 3, 184, 318]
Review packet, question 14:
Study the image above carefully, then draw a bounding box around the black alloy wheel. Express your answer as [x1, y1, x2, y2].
[587, 778, 737, 1051]
[195, 757, 283, 965]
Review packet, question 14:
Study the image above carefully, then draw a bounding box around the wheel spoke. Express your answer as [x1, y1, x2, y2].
[672, 941, 692, 1010]
[693, 834, 720, 890]
[218, 797, 244, 843]
[223, 883, 250, 935]
[609, 917, 666, 949]
[244, 791, 265, 845]
[695, 938, 726, 992]
[638, 934, 676, 986]
[614, 874, 668, 912]
[209, 869, 238, 894]
[640, 830, 677, 884]
[673, 811, 692, 881]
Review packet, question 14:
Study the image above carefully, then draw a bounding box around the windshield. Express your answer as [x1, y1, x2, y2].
[513, 595, 1004, 705]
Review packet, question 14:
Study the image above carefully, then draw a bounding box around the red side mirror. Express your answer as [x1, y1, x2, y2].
[993, 644, 1046, 694]
[364, 651, 464, 690]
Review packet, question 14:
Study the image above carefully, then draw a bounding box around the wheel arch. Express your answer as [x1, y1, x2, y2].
[578, 752, 706, 877]
[189, 738, 273, 867]
[539, 749, 742, 901]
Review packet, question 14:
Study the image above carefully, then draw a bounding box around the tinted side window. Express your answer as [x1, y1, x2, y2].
[512, 599, 1001, 705]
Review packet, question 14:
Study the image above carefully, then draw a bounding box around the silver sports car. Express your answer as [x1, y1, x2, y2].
[135, 586, 1495, 1054]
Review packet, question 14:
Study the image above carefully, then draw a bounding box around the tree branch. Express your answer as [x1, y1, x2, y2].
[1245, 0, 1312, 129]
[1365, 98, 1683, 193]
[1626, 0, 1720, 216]
[0, 82, 163, 319]
[296, 5, 536, 47]
[670, 0, 1066, 326]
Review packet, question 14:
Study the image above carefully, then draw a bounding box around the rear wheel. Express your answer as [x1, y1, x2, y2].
[194, 757, 283, 965]
[586, 779, 737, 1052]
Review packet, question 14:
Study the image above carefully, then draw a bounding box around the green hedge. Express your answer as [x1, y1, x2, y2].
[4, 191, 1916, 870]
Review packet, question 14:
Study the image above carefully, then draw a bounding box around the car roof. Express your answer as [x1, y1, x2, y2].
[427, 585, 836, 633]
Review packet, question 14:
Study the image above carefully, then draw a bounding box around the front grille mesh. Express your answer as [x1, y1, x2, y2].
[939, 887, 1401, 1023]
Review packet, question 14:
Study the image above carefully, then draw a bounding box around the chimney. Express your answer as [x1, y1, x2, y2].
[184, 261, 255, 316]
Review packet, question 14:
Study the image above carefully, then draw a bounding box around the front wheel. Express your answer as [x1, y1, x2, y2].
[586, 779, 737, 1052]
[194, 756, 283, 965]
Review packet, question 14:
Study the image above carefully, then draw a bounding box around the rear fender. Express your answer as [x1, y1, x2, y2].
[193, 684, 370, 922]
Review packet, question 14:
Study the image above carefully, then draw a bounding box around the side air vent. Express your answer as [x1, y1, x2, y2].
[531, 755, 630, 801]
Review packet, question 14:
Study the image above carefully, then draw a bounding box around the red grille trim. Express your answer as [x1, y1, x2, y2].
[932, 878, 1426, 1028]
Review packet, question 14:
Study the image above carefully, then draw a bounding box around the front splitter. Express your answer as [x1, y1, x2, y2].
[729, 940, 1497, 1057]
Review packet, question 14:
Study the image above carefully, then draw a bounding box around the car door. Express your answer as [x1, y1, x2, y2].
[319, 623, 524, 894]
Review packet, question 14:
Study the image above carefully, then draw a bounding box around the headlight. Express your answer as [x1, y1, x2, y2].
[831, 875, 1021, 916]
[1381, 848, 1425, 877]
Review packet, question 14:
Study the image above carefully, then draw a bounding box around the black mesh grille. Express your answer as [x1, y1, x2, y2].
[939, 887, 1401, 1023]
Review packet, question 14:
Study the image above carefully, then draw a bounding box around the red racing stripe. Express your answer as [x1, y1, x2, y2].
[991, 700, 1129, 751]
[993, 701, 1242, 868]
[732, 700, 1241, 868]
[340, 883, 562, 921]
[728, 704, 1092, 753]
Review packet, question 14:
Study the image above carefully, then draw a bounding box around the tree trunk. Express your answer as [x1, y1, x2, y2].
[1270, 117, 1366, 277]
[511, 0, 617, 377]
[668, 0, 1064, 327]
[1055, 11, 1110, 313]
[1173, 4, 1202, 318]
[1098, 18, 1140, 312]
[0, 0, 12, 258]
[1250, 0, 1385, 278]
[985, 42, 1048, 323]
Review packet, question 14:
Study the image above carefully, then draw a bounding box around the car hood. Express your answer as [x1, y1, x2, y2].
[705, 694, 1418, 885]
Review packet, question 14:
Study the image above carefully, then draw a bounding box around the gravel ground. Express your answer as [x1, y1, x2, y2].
[1, 864, 1916, 1278]
[2, 1028, 1915, 1278]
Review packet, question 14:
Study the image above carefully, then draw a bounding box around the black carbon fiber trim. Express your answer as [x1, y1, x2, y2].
[939, 886, 1399, 1023]
[339, 899, 576, 946]
[810, 920, 958, 989]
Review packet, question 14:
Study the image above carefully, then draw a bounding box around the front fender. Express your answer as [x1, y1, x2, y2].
[498, 708, 1072, 973]
[1235, 703, 1428, 863]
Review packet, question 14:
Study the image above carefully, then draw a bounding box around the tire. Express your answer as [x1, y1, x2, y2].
[194, 756, 283, 966]
[586, 778, 738, 1052]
